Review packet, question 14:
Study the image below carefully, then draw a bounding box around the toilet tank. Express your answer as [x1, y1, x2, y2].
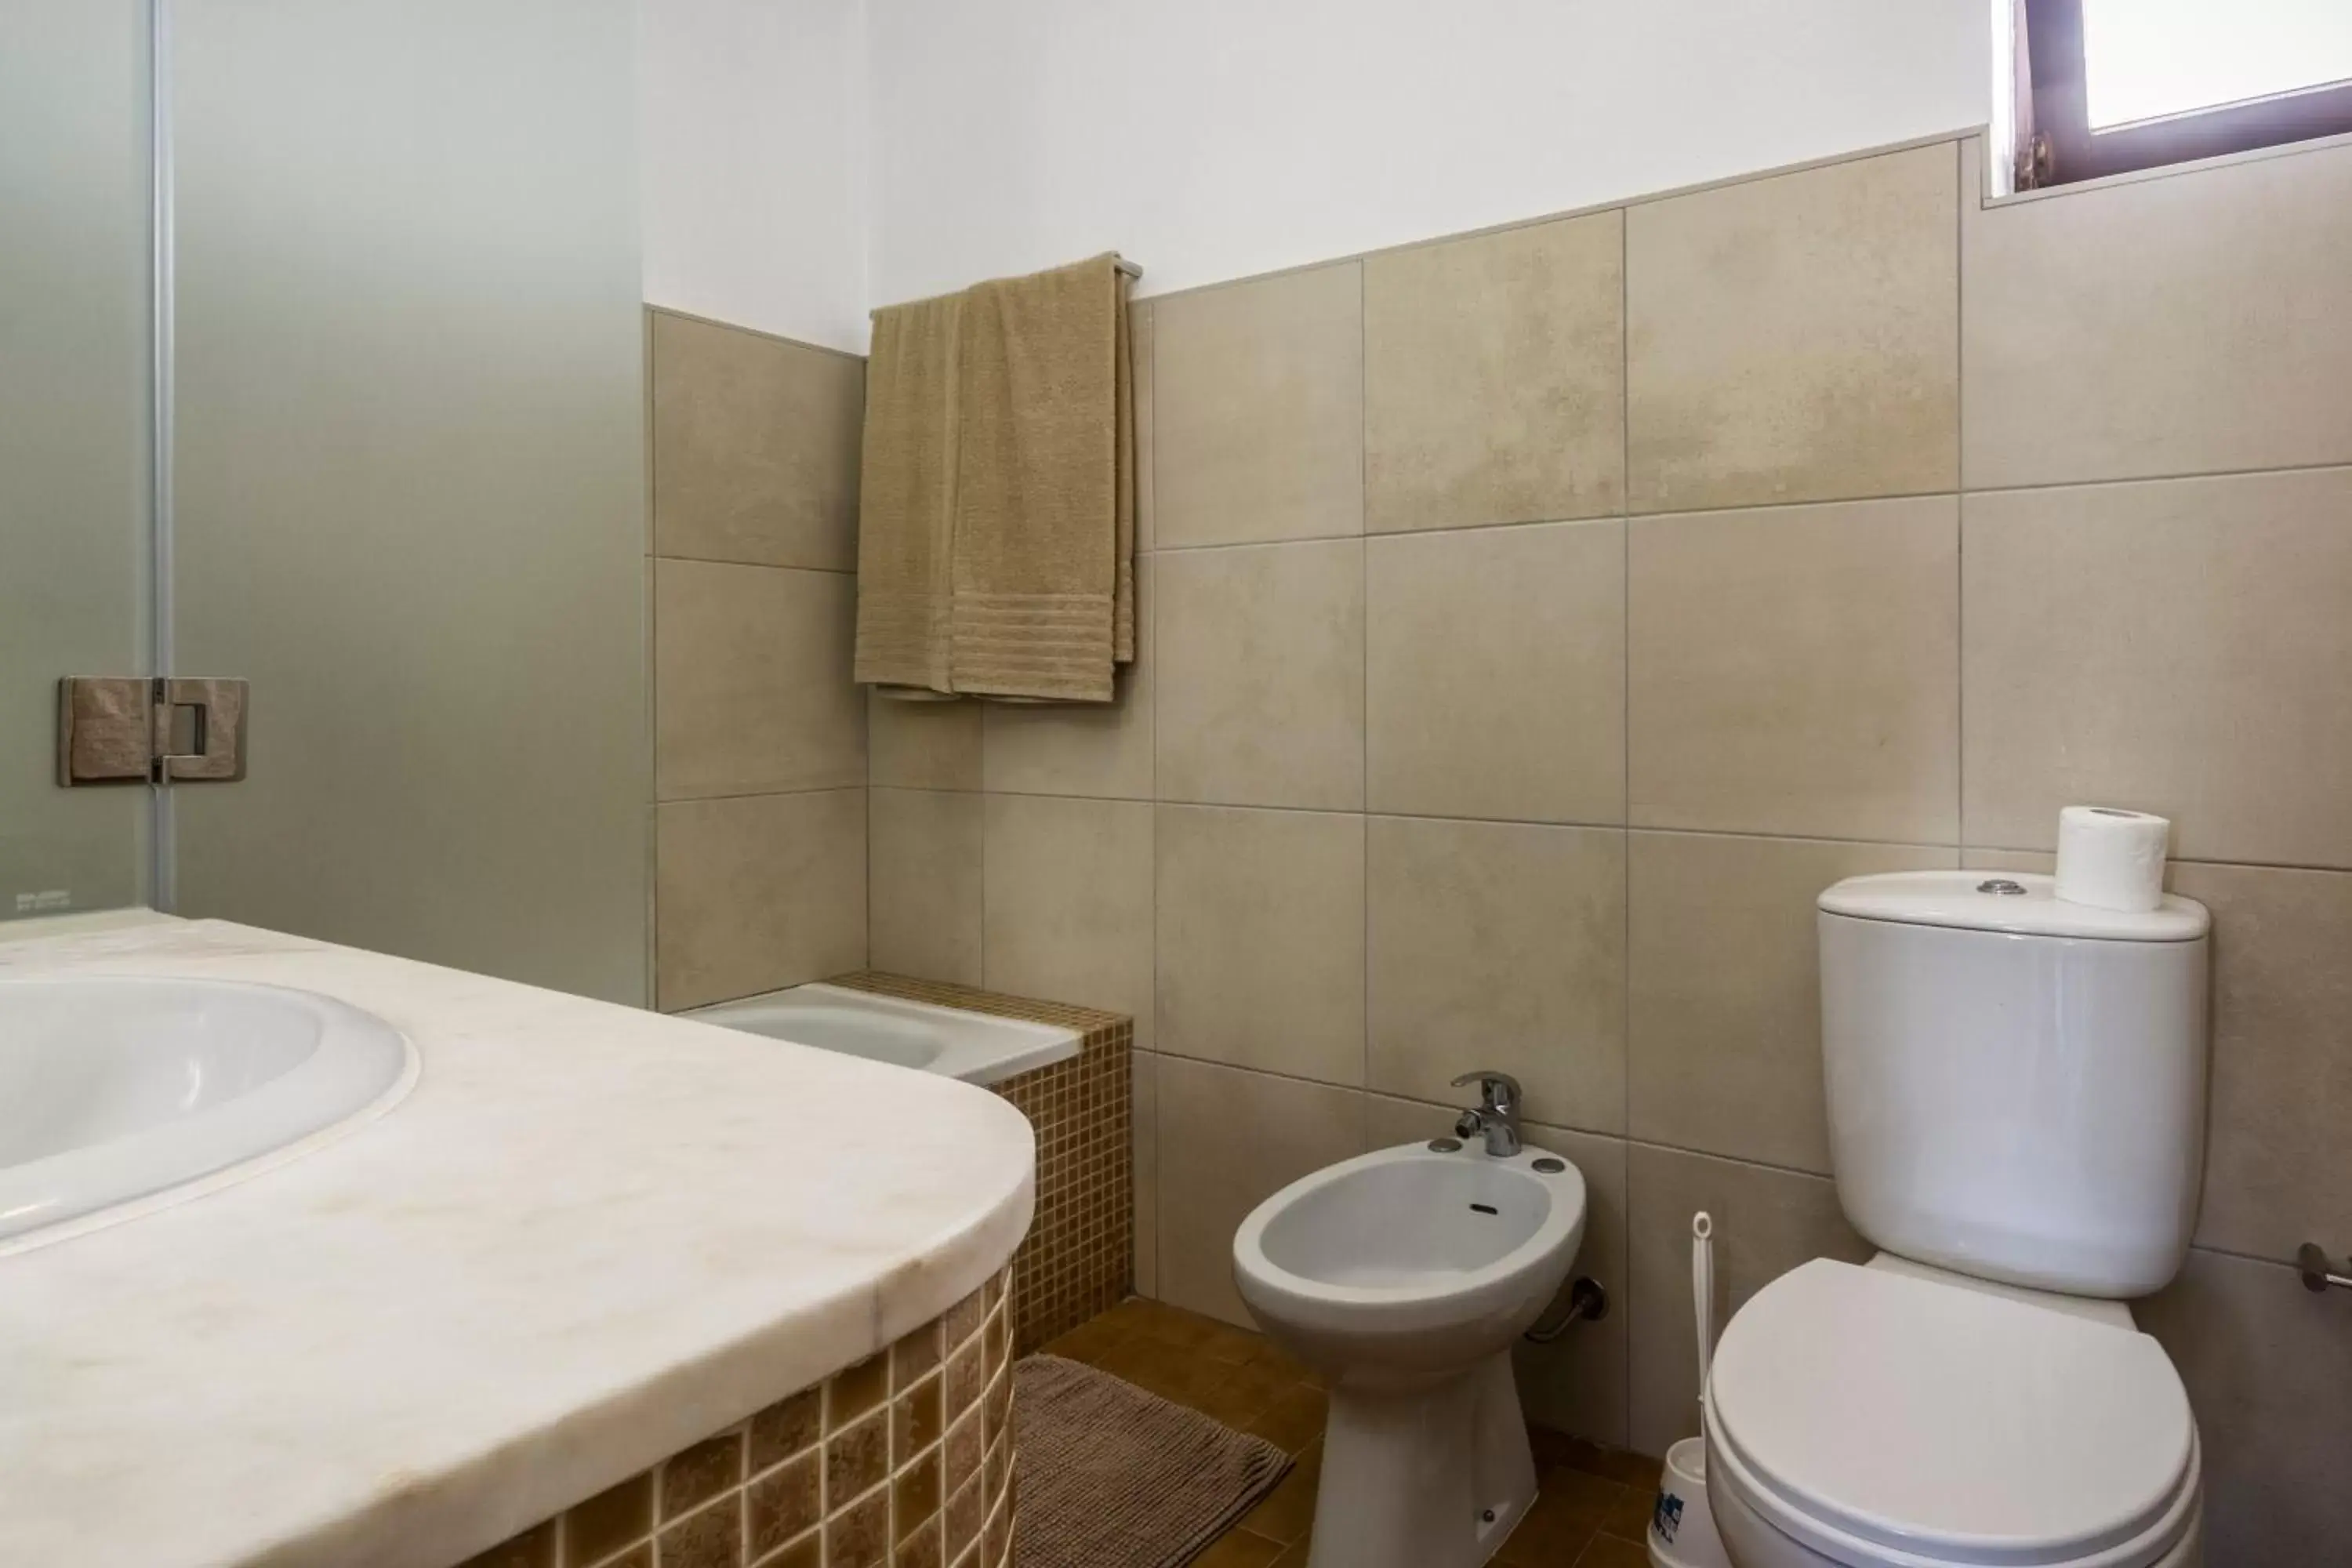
[1817, 871, 2209, 1298]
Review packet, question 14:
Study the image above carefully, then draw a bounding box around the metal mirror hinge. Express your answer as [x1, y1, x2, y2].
[57, 677, 249, 786]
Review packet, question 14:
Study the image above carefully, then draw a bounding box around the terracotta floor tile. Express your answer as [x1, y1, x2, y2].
[1531, 1429, 1661, 1488]
[1573, 1534, 1653, 1568]
[1188, 1528, 1286, 1567]
[1267, 1537, 1312, 1568]
[1599, 1486, 1657, 1544]
[1037, 1312, 1132, 1366]
[1189, 1358, 1299, 1430]
[1494, 1470, 1621, 1566]
[1241, 1384, 1328, 1456]
[1237, 1441, 1321, 1545]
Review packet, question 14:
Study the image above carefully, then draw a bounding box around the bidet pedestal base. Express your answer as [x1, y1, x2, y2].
[1305, 1348, 1537, 1568]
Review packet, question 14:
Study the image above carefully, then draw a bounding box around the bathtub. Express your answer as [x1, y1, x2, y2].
[686, 982, 1080, 1086]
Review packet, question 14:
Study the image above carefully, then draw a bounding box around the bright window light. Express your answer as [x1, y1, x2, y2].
[2082, 0, 2352, 130]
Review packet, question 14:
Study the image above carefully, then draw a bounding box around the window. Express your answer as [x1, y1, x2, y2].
[2009, 0, 2352, 189]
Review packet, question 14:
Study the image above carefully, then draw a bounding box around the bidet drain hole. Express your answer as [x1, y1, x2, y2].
[1468, 1202, 1498, 1215]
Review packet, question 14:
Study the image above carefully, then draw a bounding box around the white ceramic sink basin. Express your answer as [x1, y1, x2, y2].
[0, 977, 415, 1247]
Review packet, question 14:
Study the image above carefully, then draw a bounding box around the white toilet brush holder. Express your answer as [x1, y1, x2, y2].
[1649, 1212, 1733, 1568]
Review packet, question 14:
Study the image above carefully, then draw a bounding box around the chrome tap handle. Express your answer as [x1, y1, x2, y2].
[1450, 1069, 1522, 1116]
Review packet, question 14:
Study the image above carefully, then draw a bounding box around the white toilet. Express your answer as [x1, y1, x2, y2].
[1232, 1128, 1588, 1568]
[1703, 870, 2212, 1568]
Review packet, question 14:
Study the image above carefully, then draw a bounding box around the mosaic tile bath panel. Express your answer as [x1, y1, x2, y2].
[458, 1267, 1015, 1568]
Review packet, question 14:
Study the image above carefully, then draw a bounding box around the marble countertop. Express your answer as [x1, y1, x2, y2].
[0, 916, 1036, 1568]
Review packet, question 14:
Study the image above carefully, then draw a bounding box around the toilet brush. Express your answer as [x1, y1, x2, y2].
[1649, 1211, 1732, 1567]
[1693, 1211, 1715, 1397]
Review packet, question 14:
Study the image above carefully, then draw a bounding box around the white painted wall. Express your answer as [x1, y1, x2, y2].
[866, 0, 1991, 309]
[639, 0, 869, 352]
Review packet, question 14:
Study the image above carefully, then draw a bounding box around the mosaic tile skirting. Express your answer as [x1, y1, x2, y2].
[833, 973, 1133, 1354]
[459, 1267, 1016, 1568]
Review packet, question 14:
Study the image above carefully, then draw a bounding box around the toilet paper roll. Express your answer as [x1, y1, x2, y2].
[2053, 806, 2171, 912]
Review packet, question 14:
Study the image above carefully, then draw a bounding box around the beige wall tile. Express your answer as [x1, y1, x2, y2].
[655, 561, 864, 800]
[1628, 833, 1956, 1174]
[1962, 470, 2352, 866]
[1133, 1051, 1160, 1298]
[1962, 136, 2352, 489]
[869, 691, 983, 791]
[1156, 540, 1366, 811]
[2139, 1247, 2352, 1566]
[1363, 1096, 1631, 1447]
[1156, 805, 1366, 1087]
[983, 557, 1153, 799]
[1153, 263, 1363, 547]
[1366, 521, 1624, 824]
[1367, 817, 1626, 1133]
[655, 789, 866, 1011]
[1628, 496, 1959, 842]
[1364, 212, 1625, 532]
[1131, 299, 1156, 553]
[869, 788, 983, 986]
[650, 310, 863, 571]
[2168, 862, 2352, 1264]
[1626, 142, 1958, 513]
[1156, 1058, 1365, 1324]
[982, 793, 1154, 1044]
[1626, 1142, 1870, 1457]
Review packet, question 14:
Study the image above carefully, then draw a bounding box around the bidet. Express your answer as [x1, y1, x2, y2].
[1232, 1141, 1587, 1568]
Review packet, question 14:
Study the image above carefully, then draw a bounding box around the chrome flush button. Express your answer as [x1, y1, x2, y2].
[1976, 879, 2027, 895]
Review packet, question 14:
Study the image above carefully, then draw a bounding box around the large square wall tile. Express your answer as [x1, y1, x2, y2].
[1152, 263, 1363, 548]
[2169, 862, 2352, 1264]
[1364, 211, 1624, 532]
[655, 789, 866, 1011]
[1626, 142, 1958, 513]
[981, 793, 1154, 1045]
[1367, 521, 1624, 825]
[1156, 540, 1365, 811]
[2140, 1248, 2352, 1565]
[869, 787, 984, 987]
[868, 692, 982, 792]
[1367, 816, 1625, 1133]
[650, 310, 863, 571]
[1961, 469, 2352, 867]
[1156, 1058, 1365, 1325]
[1626, 1143, 1870, 1457]
[1628, 496, 1960, 843]
[1628, 833, 1955, 1174]
[655, 561, 864, 800]
[1133, 1051, 1160, 1298]
[1156, 804, 1365, 1087]
[1962, 136, 2352, 488]
[983, 557, 1154, 800]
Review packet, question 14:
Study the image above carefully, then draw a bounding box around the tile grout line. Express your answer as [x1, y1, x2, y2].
[1955, 137, 1968, 855]
[1619, 205, 1635, 1446]
[1359, 257, 1372, 1136]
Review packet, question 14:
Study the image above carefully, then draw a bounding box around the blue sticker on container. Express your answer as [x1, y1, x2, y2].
[1653, 1490, 1686, 1545]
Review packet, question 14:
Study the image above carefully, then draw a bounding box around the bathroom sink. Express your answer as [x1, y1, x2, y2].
[0, 977, 416, 1247]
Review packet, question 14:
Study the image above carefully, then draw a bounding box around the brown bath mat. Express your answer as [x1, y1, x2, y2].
[1013, 1353, 1294, 1568]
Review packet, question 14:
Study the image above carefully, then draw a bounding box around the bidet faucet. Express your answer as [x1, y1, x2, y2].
[1451, 1069, 1523, 1157]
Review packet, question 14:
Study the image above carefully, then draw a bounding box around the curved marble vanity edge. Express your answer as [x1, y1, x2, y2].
[0, 916, 1039, 1568]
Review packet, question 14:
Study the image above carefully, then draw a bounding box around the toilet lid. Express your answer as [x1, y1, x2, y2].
[1707, 1260, 2196, 1566]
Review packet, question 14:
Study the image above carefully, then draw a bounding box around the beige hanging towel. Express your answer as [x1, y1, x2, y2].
[854, 290, 964, 695]
[949, 252, 1133, 702]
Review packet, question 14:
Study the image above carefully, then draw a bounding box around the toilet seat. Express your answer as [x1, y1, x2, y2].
[1703, 1260, 2199, 1568]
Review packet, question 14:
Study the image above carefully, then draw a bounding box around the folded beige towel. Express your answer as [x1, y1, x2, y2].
[857, 255, 1134, 704]
[854, 291, 964, 694]
[951, 254, 1130, 702]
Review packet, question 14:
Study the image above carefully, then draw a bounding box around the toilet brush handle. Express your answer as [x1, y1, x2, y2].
[1693, 1212, 1715, 1399]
